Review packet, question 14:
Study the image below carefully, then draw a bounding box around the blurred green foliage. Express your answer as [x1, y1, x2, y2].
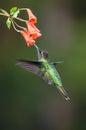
[0, 0, 86, 130]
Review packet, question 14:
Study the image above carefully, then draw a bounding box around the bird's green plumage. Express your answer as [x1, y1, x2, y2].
[40, 57, 62, 87]
[16, 46, 70, 100]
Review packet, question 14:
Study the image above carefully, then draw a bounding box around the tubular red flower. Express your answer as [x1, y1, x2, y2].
[21, 30, 35, 46]
[26, 21, 42, 39]
[20, 8, 42, 47]
[27, 9, 37, 24]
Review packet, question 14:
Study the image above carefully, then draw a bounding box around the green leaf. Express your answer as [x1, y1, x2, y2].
[12, 10, 20, 18]
[10, 7, 20, 18]
[6, 18, 11, 29]
[10, 7, 17, 15]
[1, 9, 8, 15]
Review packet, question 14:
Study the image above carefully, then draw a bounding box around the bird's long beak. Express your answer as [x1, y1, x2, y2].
[34, 44, 41, 60]
[34, 44, 39, 50]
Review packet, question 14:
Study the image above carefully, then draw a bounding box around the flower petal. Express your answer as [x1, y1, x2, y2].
[21, 30, 35, 47]
[21, 30, 30, 42]
[26, 21, 42, 38]
[27, 38, 35, 46]
[27, 9, 37, 24]
[20, 10, 42, 47]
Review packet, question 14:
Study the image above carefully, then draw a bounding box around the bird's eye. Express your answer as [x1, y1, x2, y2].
[39, 49, 43, 55]
[40, 51, 43, 54]
[39, 48, 42, 53]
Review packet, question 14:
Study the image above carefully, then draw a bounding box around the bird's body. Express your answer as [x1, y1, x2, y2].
[39, 56, 62, 86]
[16, 45, 70, 100]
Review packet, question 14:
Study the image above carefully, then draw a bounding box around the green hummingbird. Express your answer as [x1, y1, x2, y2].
[16, 45, 70, 100]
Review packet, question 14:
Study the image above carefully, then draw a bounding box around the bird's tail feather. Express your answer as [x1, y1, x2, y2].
[55, 85, 70, 100]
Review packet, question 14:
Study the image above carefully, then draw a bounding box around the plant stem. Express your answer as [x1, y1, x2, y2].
[0, 12, 9, 17]
[18, 8, 28, 11]
[15, 17, 27, 23]
[11, 19, 21, 32]
[13, 20, 26, 30]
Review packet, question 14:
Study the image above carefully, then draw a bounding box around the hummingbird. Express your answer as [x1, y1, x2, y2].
[16, 45, 70, 100]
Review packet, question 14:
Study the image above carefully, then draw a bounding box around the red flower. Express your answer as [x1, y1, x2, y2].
[21, 30, 35, 46]
[27, 9, 37, 24]
[21, 9, 42, 47]
[26, 21, 41, 39]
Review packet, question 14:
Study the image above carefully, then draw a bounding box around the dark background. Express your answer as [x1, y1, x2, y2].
[0, 0, 86, 130]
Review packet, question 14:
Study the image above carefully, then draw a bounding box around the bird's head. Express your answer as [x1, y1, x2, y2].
[34, 44, 48, 60]
[38, 48, 48, 59]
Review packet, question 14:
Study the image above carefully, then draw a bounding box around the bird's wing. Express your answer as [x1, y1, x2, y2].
[51, 61, 64, 65]
[16, 59, 44, 77]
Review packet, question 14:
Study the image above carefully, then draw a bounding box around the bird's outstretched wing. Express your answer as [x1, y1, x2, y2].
[16, 59, 44, 77]
[51, 61, 64, 65]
